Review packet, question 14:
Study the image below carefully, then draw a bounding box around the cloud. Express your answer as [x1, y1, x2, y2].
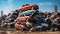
[39, 2, 54, 5]
[0, 0, 14, 14]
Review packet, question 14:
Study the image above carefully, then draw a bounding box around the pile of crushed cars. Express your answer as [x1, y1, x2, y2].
[0, 4, 60, 32]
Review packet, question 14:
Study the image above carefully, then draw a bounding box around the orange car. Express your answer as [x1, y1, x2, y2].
[18, 5, 32, 11]
[17, 16, 29, 21]
[18, 4, 38, 11]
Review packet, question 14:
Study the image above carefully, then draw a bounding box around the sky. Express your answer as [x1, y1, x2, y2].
[0, 0, 60, 15]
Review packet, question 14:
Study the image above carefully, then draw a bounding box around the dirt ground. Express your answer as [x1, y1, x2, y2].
[0, 31, 60, 34]
[0, 28, 60, 34]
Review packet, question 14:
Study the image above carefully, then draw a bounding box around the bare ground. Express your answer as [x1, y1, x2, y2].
[0, 28, 60, 34]
[0, 31, 60, 34]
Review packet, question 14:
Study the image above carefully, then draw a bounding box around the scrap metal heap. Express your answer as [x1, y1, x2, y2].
[0, 4, 60, 32]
